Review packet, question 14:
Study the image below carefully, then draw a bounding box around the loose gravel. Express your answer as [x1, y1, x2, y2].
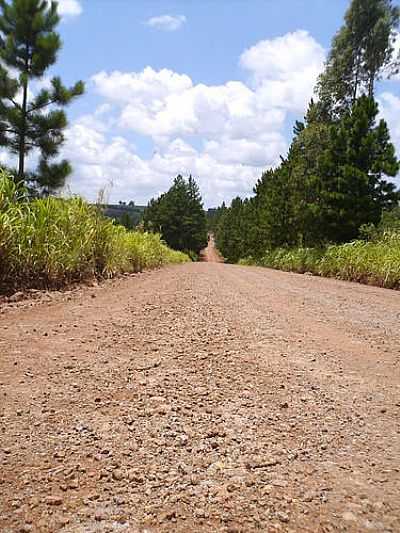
[0, 259, 399, 532]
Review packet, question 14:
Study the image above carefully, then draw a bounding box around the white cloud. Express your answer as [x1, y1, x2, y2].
[62, 118, 268, 206]
[378, 92, 400, 186]
[62, 31, 327, 205]
[56, 0, 82, 18]
[379, 92, 400, 140]
[204, 134, 286, 167]
[240, 30, 325, 112]
[92, 68, 192, 104]
[145, 14, 186, 32]
[92, 69, 286, 143]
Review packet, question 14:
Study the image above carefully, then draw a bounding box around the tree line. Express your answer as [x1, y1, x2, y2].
[214, 0, 400, 263]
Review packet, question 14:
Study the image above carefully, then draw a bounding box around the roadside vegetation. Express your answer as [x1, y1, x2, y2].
[0, 172, 188, 293]
[0, 2, 187, 295]
[240, 228, 400, 289]
[215, 0, 400, 289]
[143, 175, 208, 260]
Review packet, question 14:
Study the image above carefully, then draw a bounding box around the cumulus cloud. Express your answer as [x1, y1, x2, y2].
[145, 14, 186, 32]
[240, 30, 325, 112]
[56, 0, 82, 18]
[378, 92, 400, 186]
[92, 69, 286, 143]
[62, 117, 268, 206]
[63, 31, 327, 205]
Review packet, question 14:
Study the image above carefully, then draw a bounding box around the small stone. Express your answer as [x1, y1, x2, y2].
[128, 469, 144, 483]
[280, 402, 289, 409]
[302, 491, 315, 502]
[342, 511, 357, 522]
[9, 291, 24, 303]
[68, 479, 79, 489]
[277, 511, 289, 523]
[195, 509, 206, 519]
[45, 496, 63, 506]
[112, 469, 124, 481]
[157, 404, 168, 415]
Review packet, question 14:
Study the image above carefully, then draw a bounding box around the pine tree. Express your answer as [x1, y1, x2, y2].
[321, 96, 399, 242]
[143, 175, 207, 255]
[186, 175, 208, 252]
[0, 0, 84, 194]
[317, 0, 399, 117]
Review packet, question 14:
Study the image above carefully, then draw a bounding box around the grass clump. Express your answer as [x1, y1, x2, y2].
[242, 232, 400, 290]
[0, 171, 188, 292]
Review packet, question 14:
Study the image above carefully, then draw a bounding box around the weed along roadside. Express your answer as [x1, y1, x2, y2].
[0, 172, 188, 294]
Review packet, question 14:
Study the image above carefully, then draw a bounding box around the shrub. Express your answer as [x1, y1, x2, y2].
[243, 233, 400, 289]
[0, 171, 188, 291]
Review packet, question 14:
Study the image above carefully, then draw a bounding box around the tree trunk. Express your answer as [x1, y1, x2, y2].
[352, 52, 362, 105]
[18, 48, 30, 180]
[18, 77, 28, 179]
[368, 73, 375, 99]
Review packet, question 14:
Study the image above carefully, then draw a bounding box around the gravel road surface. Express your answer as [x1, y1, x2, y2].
[1, 260, 399, 532]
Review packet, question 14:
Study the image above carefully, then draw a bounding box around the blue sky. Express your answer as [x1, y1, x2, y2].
[12, 0, 400, 207]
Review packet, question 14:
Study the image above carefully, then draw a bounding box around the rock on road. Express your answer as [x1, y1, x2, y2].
[0, 261, 400, 532]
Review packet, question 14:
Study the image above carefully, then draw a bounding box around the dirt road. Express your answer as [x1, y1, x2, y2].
[200, 235, 224, 263]
[1, 262, 400, 532]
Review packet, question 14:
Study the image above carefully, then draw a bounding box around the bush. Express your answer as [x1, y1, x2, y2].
[243, 233, 400, 289]
[319, 234, 400, 288]
[0, 171, 188, 291]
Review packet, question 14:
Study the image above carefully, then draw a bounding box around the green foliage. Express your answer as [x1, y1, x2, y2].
[213, 0, 400, 291]
[0, 0, 84, 194]
[143, 175, 207, 255]
[119, 211, 135, 230]
[0, 171, 188, 291]
[215, 96, 400, 262]
[102, 203, 145, 228]
[379, 206, 400, 233]
[215, 197, 257, 263]
[317, 0, 400, 116]
[246, 232, 400, 289]
[206, 205, 225, 232]
[360, 206, 400, 240]
[318, 234, 400, 288]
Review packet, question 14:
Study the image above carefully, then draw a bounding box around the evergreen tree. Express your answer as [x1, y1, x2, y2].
[317, 0, 399, 117]
[143, 175, 207, 255]
[321, 96, 399, 242]
[215, 96, 399, 258]
[0, 0, 84, 194]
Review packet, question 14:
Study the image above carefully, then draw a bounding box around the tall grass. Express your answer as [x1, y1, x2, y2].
[239, 232, 400, 290]
[0, 172, 188, 292]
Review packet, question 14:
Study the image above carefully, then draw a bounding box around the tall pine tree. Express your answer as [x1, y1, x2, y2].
[0, 0, 84, 195]
[317, 0, 399, 117]
[143, 175, 207, 255]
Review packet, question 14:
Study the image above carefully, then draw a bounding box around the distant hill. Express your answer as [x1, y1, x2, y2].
[102, 204, 217, 229]
[102, 204, 146, 227]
